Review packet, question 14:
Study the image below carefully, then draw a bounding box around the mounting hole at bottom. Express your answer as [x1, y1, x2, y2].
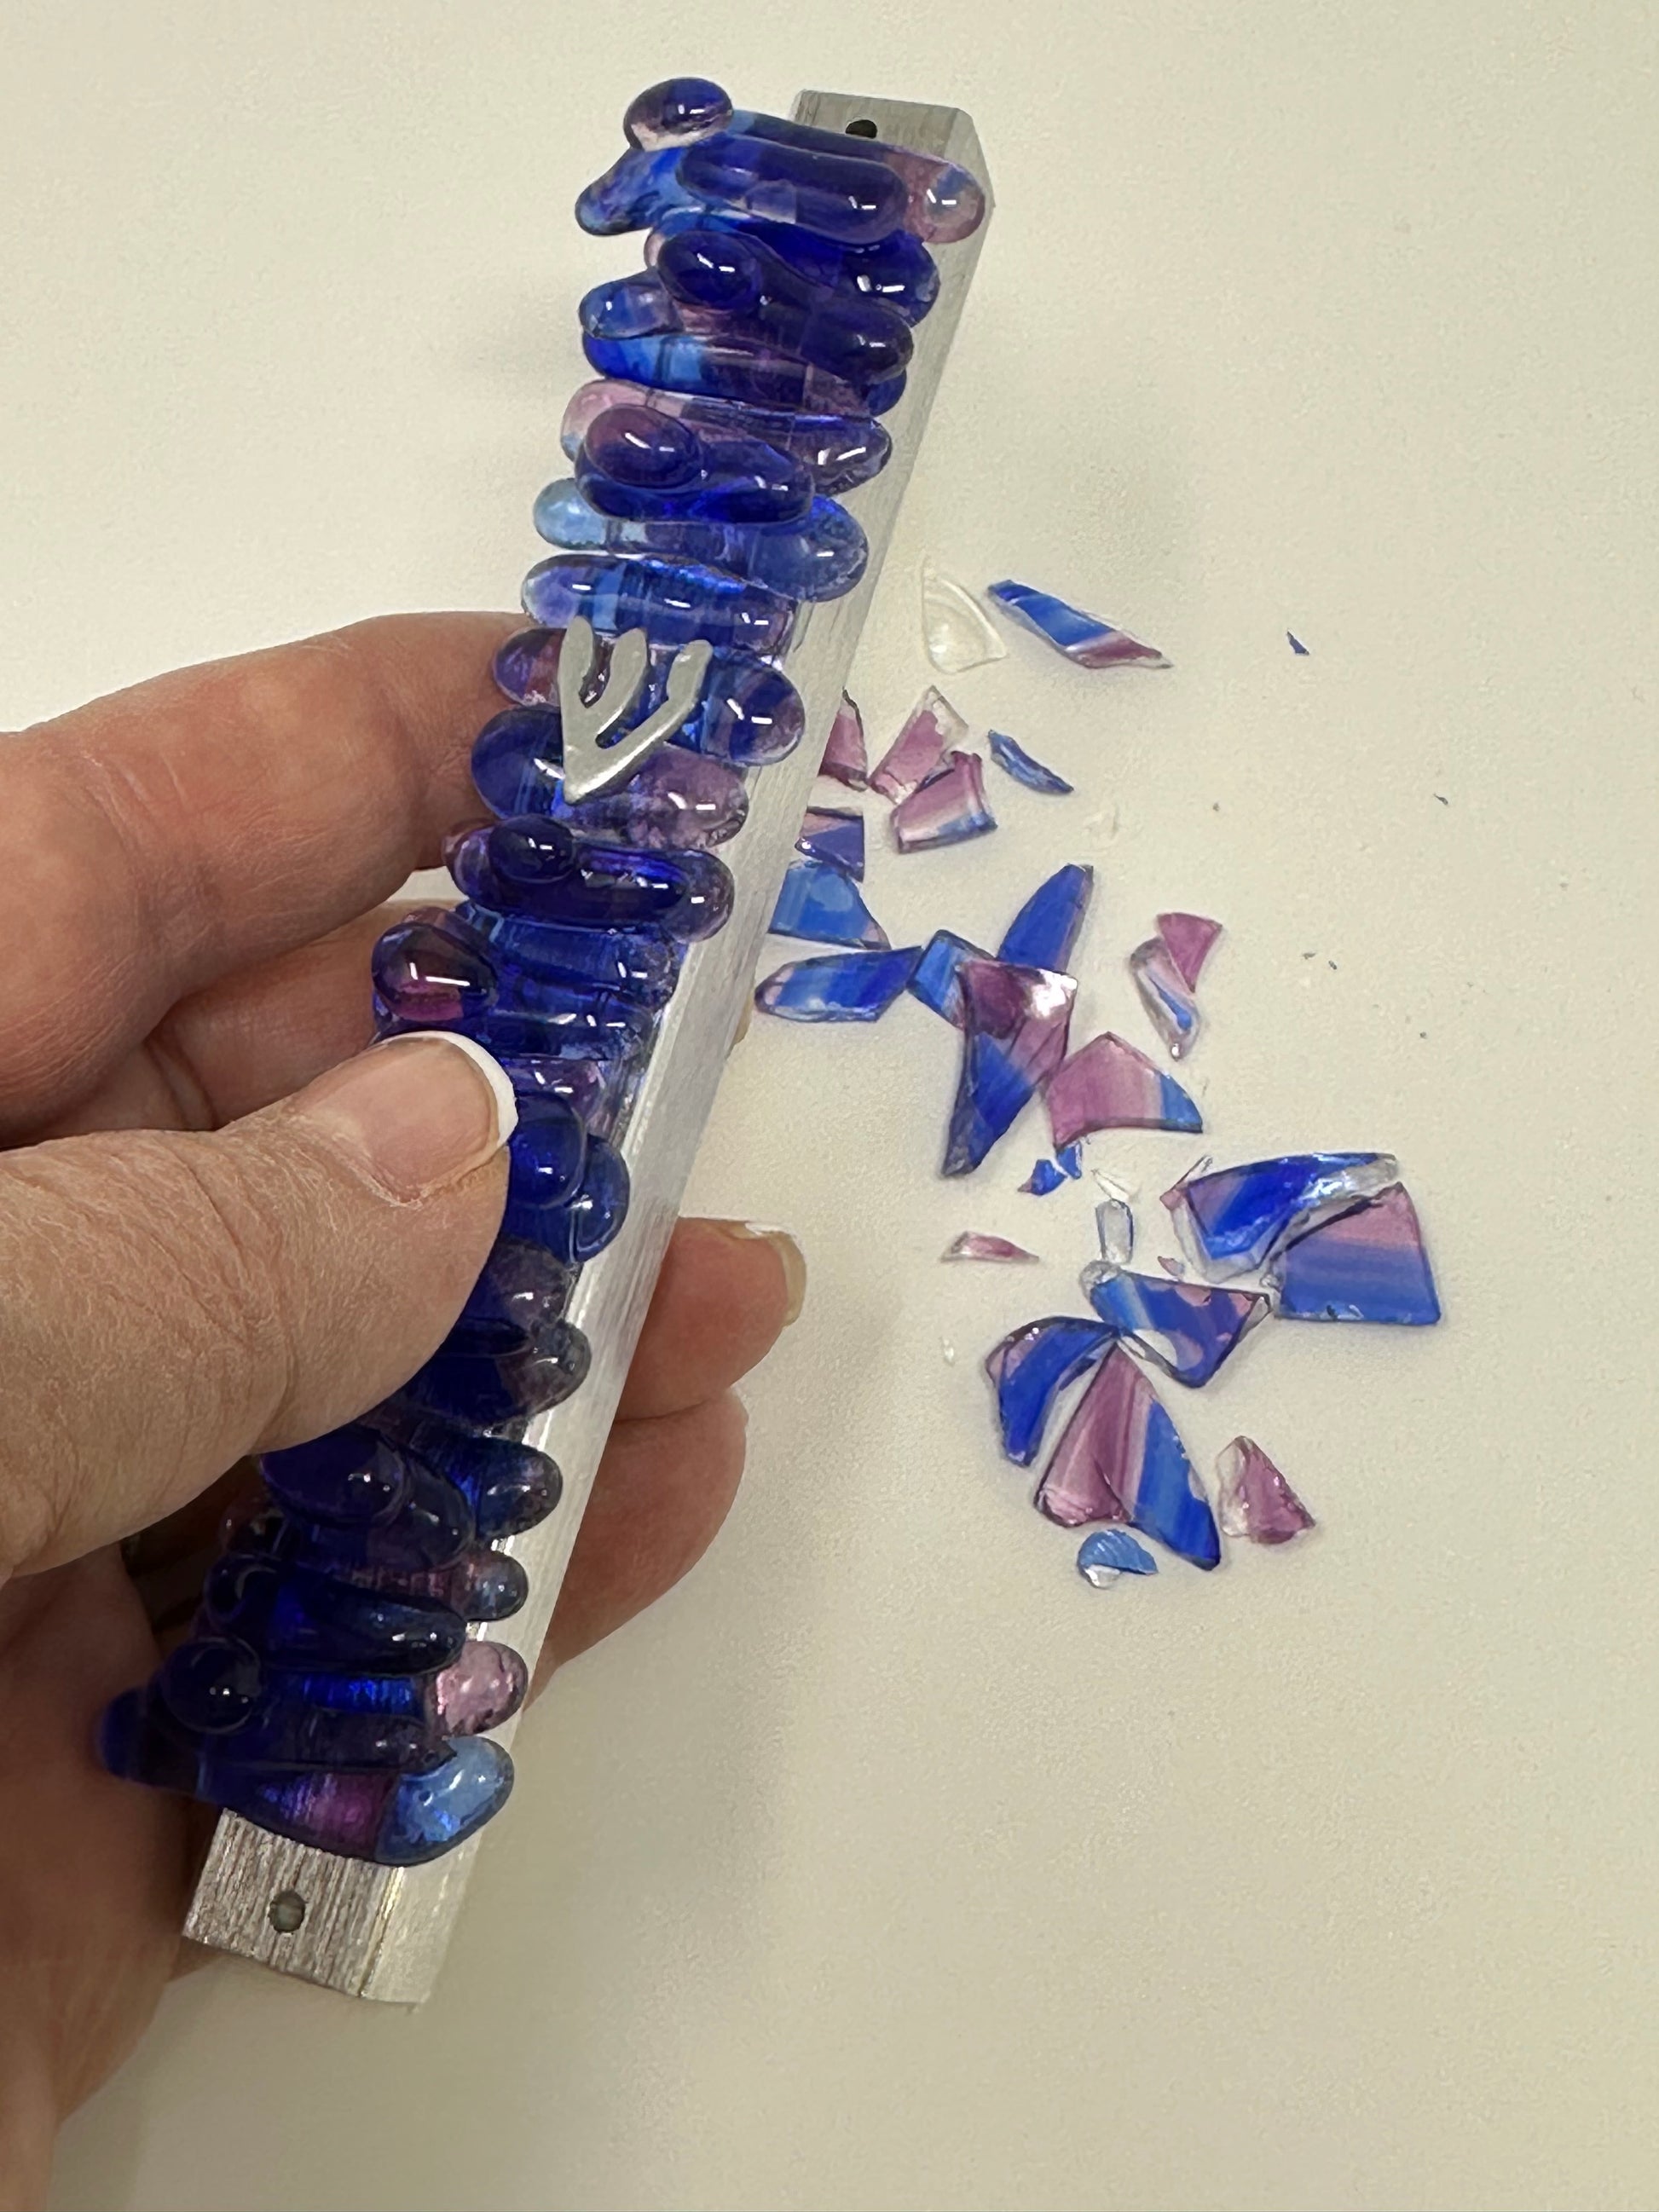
[845, 118, 878, 137]
[269, 1889, 306, 1934]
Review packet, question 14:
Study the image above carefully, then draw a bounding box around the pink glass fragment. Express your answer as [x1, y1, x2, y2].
[1216, 1436, 1315, 1545]
[1033, 1349, 1220, 1568]
[1047, 1031, 1205, 1147]
[1155, 912, 1223, 992]
[819, 690, 869, 788]
[891, 750, 997, 852]
[941, 1231, 1040, 1264]
[870, 684, 969, 801]
[943, 959, 1077, 1176]
[1158, 1255, 1187, 1279]
[433, 1639, 529, 1734]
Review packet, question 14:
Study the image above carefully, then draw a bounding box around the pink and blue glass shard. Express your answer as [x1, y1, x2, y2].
[1129, 911, 1221, 1060]
[1267, 1184, 1440, 1323]
[819, 691, 869, 788]
[870, 686, 968, 801]
[1056, 1141, 1084, 1178]
[770, 856, 888, 948]
[1076, 1528, 1159, 1584]
[987, 580, 1171, 672]
[989, 730, 1073, 794]
[984, 1315, 1117, 1467]
[1080, 1268, 1269, 1387]
[943, 1231, 1039, 1264]
[908, 929, 988, 1025]
[754, 944, 921, 1023]
[1020, 1157, 1068, 1196]
[1156, 912, 1222, 991]
[1216, 1437, 1315, 1545]
[796, 805, 864, 876]
[1168, 1152, 1401, 1275]
[1033, 1349, 1220, 1568]
[944, 959, 1076, 1176]
[892, 750, 997, 852]
[997, 863, 1093, 971]
[1047, 1031, 1204, 1146]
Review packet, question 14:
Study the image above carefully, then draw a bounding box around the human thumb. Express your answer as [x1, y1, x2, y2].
[0, 1032, 514, 1579]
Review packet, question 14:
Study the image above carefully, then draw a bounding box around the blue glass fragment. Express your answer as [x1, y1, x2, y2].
[1020, 1158, 1068, 1197]
[983, 1315, 1117, 1467]
[769, 858, 888, 949]
[1267, 1185, 1441, 1325]
[997, 863, 1093, 972]
[907, 929, 989, 1025]
[533, 478, 869, 602]
[989, 730, 1074, 794]
[523, 553, 795, 656]
[1081, 1268, 1269, 1386]
[795, 806, 864, 878]
[754, 945, 920, 1023]
[1057, 1142, 1084, 1179]
[1288, 632, 1310, 655]
[1172, 1152, 1399, 1275]
[1076, 1529, 1159, 1583]
[1034, 1349, 1221, 1568]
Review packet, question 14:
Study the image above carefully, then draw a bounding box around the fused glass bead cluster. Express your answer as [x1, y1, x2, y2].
[100, 81, 984, 1866]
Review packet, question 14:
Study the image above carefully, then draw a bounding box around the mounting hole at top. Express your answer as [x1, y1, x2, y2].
[845, 118, 879, 137]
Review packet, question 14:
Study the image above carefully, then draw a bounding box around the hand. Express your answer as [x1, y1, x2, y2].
[0, 616, 801, 2206]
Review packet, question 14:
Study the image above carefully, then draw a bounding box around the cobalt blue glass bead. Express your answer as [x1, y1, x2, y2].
[211, 1690, 439, 1773]
[471, 707, 749, 844]
[578, 402, 813, 523]
[581, 325, 904, 419]
[451, 818, 736, 941]
[647, 210, 939, 323]
[460, 990, 656, 1064]
[517, 1135, 631, 1263]
[562, 380, 892, 494]
[491, 627, 804, 768]
[156, 1637, 263, 1734]
[532, 478, 868, 602]
[259, 1424, 408, 1528]
[505, 1095, 588, 1215]
[727, 111, 986, 244]
[400, 1320, 592, 1424]
[678, 131, 907, 243]
[374, 1740, 515, 1865]
[459, 905, 680, 1009]
[522, 552, 795, 656]
[656, 227, 912, 390]
[489, 1048, 631, 1136]
[397, 1415, 564, 1539]
[370, 914, 497, 1027]
[202, 1556, 467, 1674]
[450, 1232, 574, 1341]
[272, 1458, 475, 1577]
[624, 77, 732, 149]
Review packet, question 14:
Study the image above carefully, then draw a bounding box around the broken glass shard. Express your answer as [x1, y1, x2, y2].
[1081, 1266, 1269, 1386]
[754, 944, 920, 1023]
[987, 580, 1171, 672]
[942, 1231, 1039, 1264]
[1056, 1142, 1084, 1179]
[796, 805, 864, 878]
[1034, 1349, 1218, 1566]
[1287, 632, 1310, 656]
[1048, 1031, 1205, 1146]
[1020, 1158, 1068, 1196]
[944, 959, 1077, 1177]
[1216, 1436, 1315, 1544]
[1157, 1255, 1187, 1279]
[983, 1314, 1116, 1466]
[819, 690, 869, 788]
[1266, 1184, 1441, 1324]
[988, 730, 1073, 794]
[1095, 1198, 1134, 1267]
[1171, 1152, 1400, 1275]
[921, 557, 1006, 674]
[769, 858, 888, 949]
[1154, 912, 1222, 991]
[1076, 1528, 1159, 1585]
[997, 863, 1093, 972]
[1130, 934, 1200, 1059]
[870, 685, 969, 801]
[907, 929, 988, 1026]
[891, 751, 997, 852]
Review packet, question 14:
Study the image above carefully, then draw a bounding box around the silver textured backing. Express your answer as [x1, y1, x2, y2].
[185, 88, 991, 2001]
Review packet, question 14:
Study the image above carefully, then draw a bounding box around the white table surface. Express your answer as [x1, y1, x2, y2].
[9, 4, 1656, 2207]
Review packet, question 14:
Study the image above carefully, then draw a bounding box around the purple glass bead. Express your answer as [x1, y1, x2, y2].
[432, 1640, 529, 1735]
[371, 913, 497, 1027]
[624, 77, 733, 150]
[647, 211, 939, 324]
[471, 709, 748, 847]
[522, 553, 795, 657]
[728, 112, 986, 245]
[157, 1637, 263, 1734]
[203, 1556, 467, 1674]
[258, 1424, 409, 1528]
[393, 1413, 563, 1540]
[491, 627, 803, 767]
[534, 476, 869, 603]
[561, 378, 891, 494]
[655, 227, 912, 391]
[505, 1095, 587, 1215]
[578, 401, 812, 523]
[581, 321, 901, 419]
[401, 1319, 592, 1424]
[451, 818, 735, 941]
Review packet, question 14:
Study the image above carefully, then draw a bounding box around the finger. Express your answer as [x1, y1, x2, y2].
[38, 902, 427, 1140]
[0, 1032, 515, 1578]
[537, 1392, 749, 1688]
[0, 612, 508, 1133]
[616, 1218, 806, 1420]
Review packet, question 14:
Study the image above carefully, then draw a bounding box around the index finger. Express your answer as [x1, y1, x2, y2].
[3, 611, 512, 1132]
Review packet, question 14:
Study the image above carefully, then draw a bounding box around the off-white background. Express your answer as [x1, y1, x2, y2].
[4, 3, 1655, 2207]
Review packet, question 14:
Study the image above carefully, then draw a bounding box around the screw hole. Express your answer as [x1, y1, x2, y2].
[844, 118, 879, 138]
[269, 1889, 306, 1934]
